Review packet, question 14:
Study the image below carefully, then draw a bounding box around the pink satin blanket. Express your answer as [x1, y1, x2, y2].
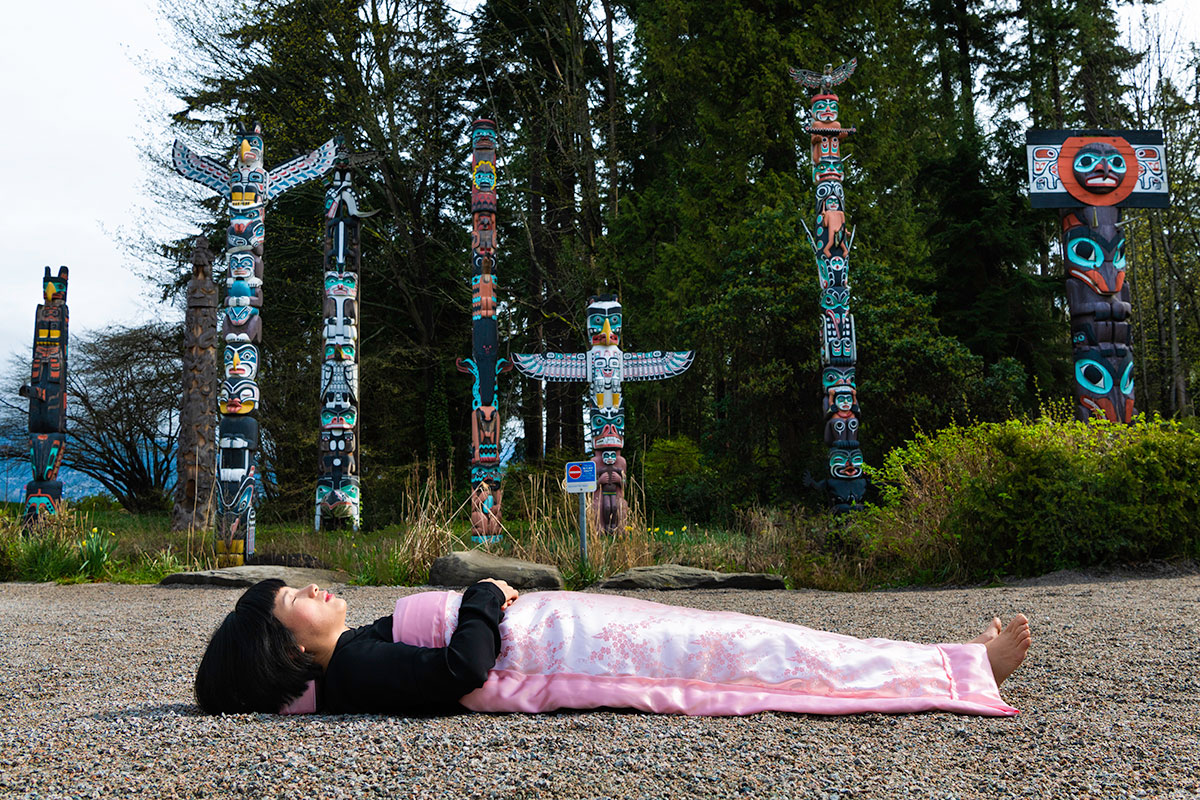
[392, 590, 1017, 717]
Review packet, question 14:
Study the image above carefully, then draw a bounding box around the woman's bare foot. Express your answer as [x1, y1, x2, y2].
[969, 617, 1002, 645]
[984, 614, 1031, 686]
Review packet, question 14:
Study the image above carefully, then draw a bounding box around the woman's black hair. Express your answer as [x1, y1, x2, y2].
[195, 578, 322, 714]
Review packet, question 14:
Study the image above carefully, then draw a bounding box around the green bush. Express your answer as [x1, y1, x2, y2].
[642, 436, 733, 524]
[866, 417, 1200, 581]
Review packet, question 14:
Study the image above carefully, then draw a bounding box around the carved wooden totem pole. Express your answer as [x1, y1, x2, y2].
[173, 123, 338, 565]
[1026, 130, 1170, 422]
[456, 119, 511, 543]
[19, 267, 70, 523]
[173, 236, 219, 531]
[792, 59, 866, 514]
[514, 296, 694, 532]
[316, 144, 363, 531]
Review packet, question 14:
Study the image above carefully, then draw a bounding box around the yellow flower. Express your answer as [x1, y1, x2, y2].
[625, 526, 633, 531]
[682, 526, 688, 531]
[91, 527, 98, 533]
[352, 543, 357, 548]
[653, 527, 660, 532]
[667, 530, 674, 536]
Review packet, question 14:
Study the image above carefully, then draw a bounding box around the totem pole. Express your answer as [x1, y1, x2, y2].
[316, 143, 363, 530]
[513, 295, 694, 533]
[456, 119, 512, 543]
[173, 123, 338, 565]
[1026, 130, 1170, 422]
[19, 267, 70, 523]
[792, 58, 866, 514]
[172, 236, 219, 531]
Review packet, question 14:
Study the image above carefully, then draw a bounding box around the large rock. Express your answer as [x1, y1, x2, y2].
[595, 564, 786, 590]
[160, 565, 347, 588]
[429, 550, 564, 590]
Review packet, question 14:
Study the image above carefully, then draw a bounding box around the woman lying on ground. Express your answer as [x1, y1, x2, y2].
[195, 578, 1031, 718]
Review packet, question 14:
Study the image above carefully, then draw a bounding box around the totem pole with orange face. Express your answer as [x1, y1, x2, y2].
[1026, 130, 1170, 422]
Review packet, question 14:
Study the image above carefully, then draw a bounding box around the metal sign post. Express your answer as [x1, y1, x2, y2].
[564, 461, 597, 564]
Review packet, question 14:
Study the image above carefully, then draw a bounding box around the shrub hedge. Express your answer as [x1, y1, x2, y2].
[862, 416, 1200, 581]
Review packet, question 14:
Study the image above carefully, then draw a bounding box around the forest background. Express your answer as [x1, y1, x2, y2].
[2, 0, 1199, 584]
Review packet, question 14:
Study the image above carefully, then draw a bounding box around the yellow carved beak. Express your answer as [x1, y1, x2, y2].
[239, 139, 253, 162]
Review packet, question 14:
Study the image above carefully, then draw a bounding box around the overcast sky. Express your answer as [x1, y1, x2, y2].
[1, 0, 1197, 371]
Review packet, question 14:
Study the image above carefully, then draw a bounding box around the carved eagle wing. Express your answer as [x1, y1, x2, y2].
[172, 140, 229, 195]
[511, 352, 588, 382]
[622, 351, 695, 381]
[268, 138, 339, 200]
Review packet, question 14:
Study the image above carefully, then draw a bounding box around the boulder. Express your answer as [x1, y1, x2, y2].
[160, 565, 346, 588]
[595, 564, 786, 590]
[429, 550, 564, 590]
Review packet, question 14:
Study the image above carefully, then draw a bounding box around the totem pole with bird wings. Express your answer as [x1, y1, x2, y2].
[173, 123, 338, 564]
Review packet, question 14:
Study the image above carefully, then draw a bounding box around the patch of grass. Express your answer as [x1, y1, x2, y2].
[6, 416, 1195, 588]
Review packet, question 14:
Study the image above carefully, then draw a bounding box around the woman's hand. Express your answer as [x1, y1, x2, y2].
[477, 578, 519, 610]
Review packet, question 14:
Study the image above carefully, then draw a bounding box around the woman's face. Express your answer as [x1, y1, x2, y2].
[272, 584, 347, 649]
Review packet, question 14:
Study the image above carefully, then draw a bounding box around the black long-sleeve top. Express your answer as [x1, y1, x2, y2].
[319, 582, 505, 714]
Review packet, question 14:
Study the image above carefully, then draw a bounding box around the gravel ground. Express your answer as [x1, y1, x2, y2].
[2, 567, 1198, 799]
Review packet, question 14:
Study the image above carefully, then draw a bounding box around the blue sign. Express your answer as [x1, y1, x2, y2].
[564, 460, 597, 493]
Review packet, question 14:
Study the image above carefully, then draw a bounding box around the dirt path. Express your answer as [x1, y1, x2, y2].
[1, 569, 1196, 799]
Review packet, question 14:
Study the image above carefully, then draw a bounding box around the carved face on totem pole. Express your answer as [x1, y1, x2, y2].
[228, 252, 263, 282]
[473, 157, 496, 194]
[591, 409, 625, 450]
[1071, 143, 1128, 195]
[42, 267, 68, 305]
[325, 343, 356, 363]
[321, 406, 357, 431]
[822, 366, 855, 394]
[316, 475, 361, 519]
[219, 377, 260, 415]
[236, 125, 265, 170]
[1062, 206, 1125, 296]
[811, 95, 839, 125]
[828, 446, 864, 479]
[587, 296, 622, 346]
[222, 305, 261, 343]
[228, 208, 265, 252]
[814, 160, 844, 184]
[1074, 347, 1135, 423]
[224, 344, 259, 380]
[325, 271, 358, 298]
